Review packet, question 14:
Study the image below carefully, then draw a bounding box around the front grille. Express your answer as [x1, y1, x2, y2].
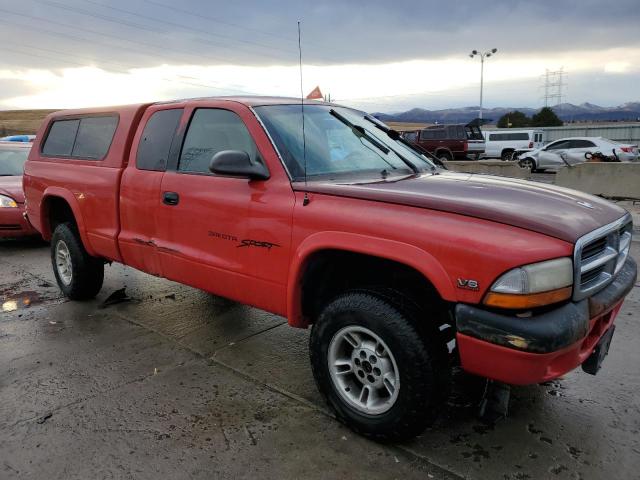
[0, 224, 21, 230]
[581, 237, 607, 261]
[573, 214, 633, 301]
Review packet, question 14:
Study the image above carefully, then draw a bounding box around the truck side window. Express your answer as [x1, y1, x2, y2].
[136, 109, 183, 171]
[71, 116, 119, 159]
[179, 108, 257, 174]
[42, 119, 80, 156]
[42, 115, 118, 160]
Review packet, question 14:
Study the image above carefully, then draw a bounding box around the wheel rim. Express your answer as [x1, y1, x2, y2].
[55, 240, 73, 286]
[521, 158, 534, 170]
[328, 326, 400, 415]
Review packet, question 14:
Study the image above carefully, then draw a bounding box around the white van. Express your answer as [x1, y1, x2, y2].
[483, 129, 544, 160]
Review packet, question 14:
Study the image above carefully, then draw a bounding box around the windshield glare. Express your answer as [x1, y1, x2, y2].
[254, 105, 434, 181]
[0, 147, 29, 176]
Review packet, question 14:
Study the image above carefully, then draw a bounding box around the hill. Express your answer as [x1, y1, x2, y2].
[0, 109, 58, 136]
[375, 102, 640, 124]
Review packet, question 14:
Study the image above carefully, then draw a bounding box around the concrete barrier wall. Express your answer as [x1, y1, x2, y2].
[555, 163, 640, 200]
[444, 160, 528, 178]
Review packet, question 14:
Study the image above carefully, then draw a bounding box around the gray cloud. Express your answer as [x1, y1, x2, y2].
[1, 0, 638, 69]
[0, 0, 638, 108]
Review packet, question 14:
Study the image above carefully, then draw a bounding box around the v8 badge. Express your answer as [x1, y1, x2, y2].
[457, 278, 479, 291]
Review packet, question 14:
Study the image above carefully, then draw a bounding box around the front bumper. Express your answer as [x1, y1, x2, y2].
[455, 257, 637, 385]
[0, 205, 38, 238]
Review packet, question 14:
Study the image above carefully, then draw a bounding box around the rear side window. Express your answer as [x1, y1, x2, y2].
[178, 108, 257, 174]
[488, 132, 530, 141]
[570, 139, 596, 148]
[421, 129, 445, 140]
[42, 115, 118, 160]
[136, 109, 183, 171]
[42, 119, 79, 156]
[71, 116, 118, 159]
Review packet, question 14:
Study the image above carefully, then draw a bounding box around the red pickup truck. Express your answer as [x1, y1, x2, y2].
[24, 97, 636, 440]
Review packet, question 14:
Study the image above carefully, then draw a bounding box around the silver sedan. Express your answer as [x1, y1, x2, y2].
[517, 137, 638, 171]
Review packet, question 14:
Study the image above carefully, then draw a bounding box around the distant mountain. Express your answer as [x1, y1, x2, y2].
[374, 102, 640, 124]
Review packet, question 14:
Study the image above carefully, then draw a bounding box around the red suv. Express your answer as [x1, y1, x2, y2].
[403, 121, 485, 161]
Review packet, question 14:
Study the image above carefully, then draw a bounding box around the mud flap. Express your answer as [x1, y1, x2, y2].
[478, 380, 511, 422]
[582, 325, 615, 375]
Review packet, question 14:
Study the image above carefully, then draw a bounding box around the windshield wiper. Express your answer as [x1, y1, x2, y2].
[329, 109, 391, 155]
[362, 115, 437, 172]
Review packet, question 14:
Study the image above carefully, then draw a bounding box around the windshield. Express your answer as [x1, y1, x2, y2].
[0, 147, 29, 176]
[254, 105, 435, 181]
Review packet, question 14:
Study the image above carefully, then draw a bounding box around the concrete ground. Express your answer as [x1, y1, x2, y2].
[1, 202, 639, 479]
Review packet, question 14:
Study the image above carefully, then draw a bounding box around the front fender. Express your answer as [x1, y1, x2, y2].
[41, 187, 96, 256]
[286, 231, 456, 327]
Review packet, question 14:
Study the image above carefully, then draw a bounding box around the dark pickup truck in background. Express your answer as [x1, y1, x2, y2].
[402, 120, 485, 161]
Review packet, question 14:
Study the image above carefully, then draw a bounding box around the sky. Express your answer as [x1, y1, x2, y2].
[0, 0, 638, 113]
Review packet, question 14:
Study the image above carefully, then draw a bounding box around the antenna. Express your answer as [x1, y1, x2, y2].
[298, 21, 310, 206]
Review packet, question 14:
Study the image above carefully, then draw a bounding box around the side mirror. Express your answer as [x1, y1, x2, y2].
[208, 150, 269, 180]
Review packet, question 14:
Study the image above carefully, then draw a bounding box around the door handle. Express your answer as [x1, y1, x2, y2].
[163, 191, 180, 206]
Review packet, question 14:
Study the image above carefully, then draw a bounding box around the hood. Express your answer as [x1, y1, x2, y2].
[296, 171, 627, 243]
[0, 176, 25, 203]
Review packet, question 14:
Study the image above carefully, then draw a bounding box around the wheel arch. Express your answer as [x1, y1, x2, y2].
[286, 232, 456, 328]
[40, 187, 96, 256]
[434, 147, 453, 159]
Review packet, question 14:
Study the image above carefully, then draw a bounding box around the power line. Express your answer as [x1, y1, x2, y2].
[141, 0, 298, 43]
[0, 40, 260, 96]
[32, 0, 296, 64]
[34, 0, 161, 33]
[0, 8, 256, 68]
[81, 0, 297, 57]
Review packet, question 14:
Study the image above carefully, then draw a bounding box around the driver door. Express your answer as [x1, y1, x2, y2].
[154, 101, 295, 315]
[538, 140, 571, 170]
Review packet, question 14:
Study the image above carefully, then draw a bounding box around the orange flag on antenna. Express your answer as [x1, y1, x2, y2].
[306, 86, 323, 100]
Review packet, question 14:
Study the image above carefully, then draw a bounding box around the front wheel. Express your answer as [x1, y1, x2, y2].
[51, 222, 104, 300]
[309, 291, 450, 441]
[519, 157, 536, 172]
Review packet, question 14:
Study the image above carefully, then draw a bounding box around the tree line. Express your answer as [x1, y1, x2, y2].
[497, 107, 563, 128]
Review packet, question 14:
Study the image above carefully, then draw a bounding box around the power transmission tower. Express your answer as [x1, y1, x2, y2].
[542, 68, 567, 106]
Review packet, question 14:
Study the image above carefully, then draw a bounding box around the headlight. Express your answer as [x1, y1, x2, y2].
[0, 194, 18, 208]
[484, 258, 573, 309]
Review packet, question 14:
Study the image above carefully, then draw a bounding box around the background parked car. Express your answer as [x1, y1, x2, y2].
[0, 134, 35, 142]
[403, 121, 485, 161]
[483, 129, 543, 160]
[0, 142, 38, 238]
[517, 136, 639, 172]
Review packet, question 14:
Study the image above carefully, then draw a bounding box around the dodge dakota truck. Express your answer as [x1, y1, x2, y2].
[23, 97, 636, 441]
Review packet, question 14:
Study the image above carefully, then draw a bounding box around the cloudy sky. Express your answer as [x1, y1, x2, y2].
[0, 0, 638, 112]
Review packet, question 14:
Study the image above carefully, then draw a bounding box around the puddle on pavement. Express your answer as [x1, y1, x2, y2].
[2, 291, 43, 313]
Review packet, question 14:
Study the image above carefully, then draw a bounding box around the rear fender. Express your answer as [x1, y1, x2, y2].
[286, 231, 456, 327]
[41, 187, 96, 256]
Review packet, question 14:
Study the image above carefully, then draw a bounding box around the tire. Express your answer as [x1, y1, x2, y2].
[309, 290, 450, 441]
[501, 149, 514, 161]
[436, 150, 452, 162]
[51, 222, 104, 300]
[519, 157, 536, 172]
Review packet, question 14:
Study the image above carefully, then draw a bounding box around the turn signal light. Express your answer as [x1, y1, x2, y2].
[483, 286, 572, 309]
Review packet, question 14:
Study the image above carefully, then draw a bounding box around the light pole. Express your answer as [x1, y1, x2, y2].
[469, 48, 497, 120]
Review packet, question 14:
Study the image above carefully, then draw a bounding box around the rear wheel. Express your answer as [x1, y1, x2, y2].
[51, 222, 104, 300]
[309, 291, 450, 441]
[437, 151, 452, 162]
[501, 149, 514, 161]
